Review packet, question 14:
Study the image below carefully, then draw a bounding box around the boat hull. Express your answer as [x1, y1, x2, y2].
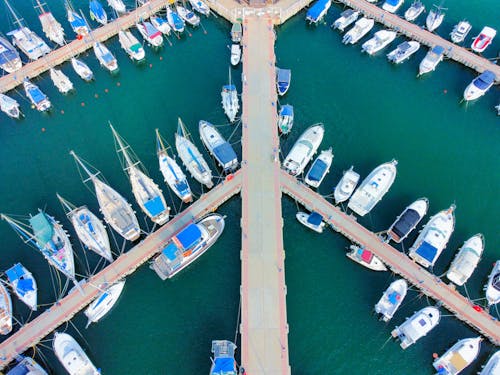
[283, 123, 324, 176]
[296, 212, 325, 233]
[84, 280, 125, 326]
[446, 234, 484, 286]
[391, 306, 440, 349]
[387, 198, 428, 243]
[433, 337, 482, 375]
[334, 167, 360, 204]
[346, 245, 387, 271]
[374, 279, 407, 321]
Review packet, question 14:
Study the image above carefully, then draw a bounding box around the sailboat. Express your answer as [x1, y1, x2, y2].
[65, 1, 90, 37]
[166, 6, 185, 33]
[0, 34, 22, 73]
[71, 57, 94, 81]
[84, 280, 125, 326]
[5, 263, 38, 311]
[176, 4, 200, 27]
[118, 29, 145, 62]
[156, 129, 193, 203]
[89, 0, 108, 25]
[188, 0, 210, 16]
[34, 0, 65, 46]
[110, 124, 170, 226]
[4, 0, 51, 60]
[0, 283, 12, 335]
[50, 67, 74, 94]
[199, 120, 238, 173]
[57, 194, 113, 262]
[70, 151, 141, 241]
[175, 118, 214, 188]
[23, 79, 51, 112]
[0, 93, 21, 119]
[1, 211, 76, 285]
[108, 0, 126, 14]
[136, 20, 163, 47]
[53, 332, 100, 375]
[221, 69, 239, 122]
[93, 41, 119, 73]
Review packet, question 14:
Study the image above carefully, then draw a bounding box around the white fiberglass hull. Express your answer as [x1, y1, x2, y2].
[304, 148, 333, 188]
[136, 22, 164, 47]
[446, 234, 484, 286]
[426, 11, 444, 32]
[0, 282, 12, 335]
[404, 2, 425, 21]
[108, 0, 126, 13]
[93, 42, 118, 73]
[362, 30, 397, 54]
[230, 44, 241, 65]
[6, 263, 38, 311]
[479, 351, 500, 375]
[50, 68, 74, 94]
[418, 48, 444, 75]
[283, 123, 324, 176]
[433, 337, 482, 375]
[485, 261, 500, 306]
[334, 167, 360, 204]
[189, 0, 210, 16]
[175, 133, 213, 188]
[176, 5, 200, 26]
[71, 57, 94, 82]
[84, 280, 125, 326]
[342, 18, 374, 44]
[150, 16, 172, 35]
[10, 27, 51, 60]
[450, 21, 472, 43]
[375, 279, 407, 322]
[158, 151, 193, 203]
[39, 12, 65, 46]
[118, 30, 145, 61]
[53, 332, 100, 375]
[332, 11, 359, 32]
[391, 306, 440, 349]
[199, 120, 238, 172]
[296, 212, 325, 233]
[0, 93, 21, 119]
[346, 245, 387, 271]
[387, 198, 429, 243]
[387, 41, 420, 63]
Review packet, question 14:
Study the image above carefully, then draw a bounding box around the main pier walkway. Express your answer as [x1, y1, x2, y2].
[240, 16, 291, 375]
[0, 173, 241, 368]
[280, 171, 500, 345]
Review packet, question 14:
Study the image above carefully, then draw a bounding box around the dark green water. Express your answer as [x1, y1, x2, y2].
[0, 0, 499, 374]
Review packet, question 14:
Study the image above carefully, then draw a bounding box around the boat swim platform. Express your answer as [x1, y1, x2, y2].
[0, 172, 242, 369]
[280, 171, 500, 346]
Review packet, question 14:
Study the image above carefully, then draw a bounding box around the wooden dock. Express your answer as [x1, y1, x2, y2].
[0, 172, 241, 368]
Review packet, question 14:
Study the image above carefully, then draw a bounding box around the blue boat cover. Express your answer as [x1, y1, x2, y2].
[307, 159, 327, 182]
[162, 243, 179, 261]
[29, 213, 53, 245]
[213, 143, 237, 166]
[170, 11, 184, 30]
[102, 52, 114, 63]
[277, 69, 291, 83]
[280, 104, 293, 116]
[307, 212, 323, 225]
[388, 291, 400, 305]
[28, 87, 46, 104]
[144, 196, 165, 217]
[415, 241, 437, 263]
[6, 264, 34, 297]
[431, 45, 445, 55]
[175, 223, 201, 250]
[212, 358, 236, 374]
[474, 70, 495, 90]
[306, 0, 330, 21]
[391, 209, 420, 239]
[7, 362, 31, 375]
[223, 84, 236, 92]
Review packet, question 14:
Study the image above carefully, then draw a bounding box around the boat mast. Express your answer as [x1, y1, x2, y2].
[3, 0, 24, 28]
[155, 128, 168, 155]
[0, 214, 39, 247]
[109, 123, 139, 173]
[33, 0, 47, 14]
[69, 150, 100, 183]
[177, 117, 190, 139]
[56, 194, 78, 217]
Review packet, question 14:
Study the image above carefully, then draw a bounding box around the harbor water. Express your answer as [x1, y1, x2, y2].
[0, 0, 499, 373]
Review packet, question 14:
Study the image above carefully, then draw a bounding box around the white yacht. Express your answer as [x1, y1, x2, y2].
[136, 21, 163, 47]
[446, 234, 484, 286]
[346, 244, 387, 271]
[110, 124, 170, 226]
[176, 118, 213, 188]
[485, 261, 500, 306]
[199, 120, 238, 173]
[387, 198, 429, 243]
[230, 44, 241, 66]
[408, 205, 455, 268]
[391, 306, 440, 349]
[282, 123, 324, 176]
[387, 41, 420, 63]
[334, 166, 360, 204]
[0, 93, 21, 119]
[433, 337, 482, 375]
[362, 30, 397, 55]
[463, 70, 496, 101]
[374, 279, 408, 322]
[5, 263, 37, 311]
[347, 159, 397, 216]
[53, 332, 100, 375]
[70, 151, 141, 241]
[221, 70, 239, 122]
[342, 17, 374, 45]
[23, 79, 51, 112]
[189, 0, 210, 16]
[118, 30, 145, 62]
[176, 4, 200, 27]
[304, 148, 333, 188]
[332, 9, 359, 32]
[426, 4, 446, 32]
[479, 351, 500, 375]
[404, 0, 425, 21]
[71, 57, 94, 82]
[34, 0, 65, 46]
[93, 41, 119, 73]
[50, 68, 74, 94]
[418, 45, 445, 75]
[296, 211, 325, 233]
[382, 0, 404, 13]
[108, 0, 126, 13]
[84, 280, 125, 326]
[450, 20, 472, 43]
[150, 15, 172, 35]
[0, 283, 12, 335]
[57, 194, 113, 263]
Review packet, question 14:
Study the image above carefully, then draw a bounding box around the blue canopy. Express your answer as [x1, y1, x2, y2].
[27, 87, 46, 104]
[280, 104, 293, 116]
[212, 357, 236, 374]
[69, 10, 86, 29]
[175, 223, 202, 250]
[307, 212, 323, 225]
[6, 264, 34, 296]
[223, 84, 236, 92]
[162, 243, 179, 261]
[385, 0, 399, 6]
[277, 68, 291, 83]
[213, 143, 237, 166]
[7, 362, 32, 375]
[307, 159, 327, 182]
[431, 45, 445, 55]
[415, 241, 437, 263]
[473, 70, 495, 90]
[306, 0, 330, 21]
[144, 196, 166, 217]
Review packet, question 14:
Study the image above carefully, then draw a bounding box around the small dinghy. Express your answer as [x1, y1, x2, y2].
[276, 68, 291, 96]
[374, 279, 407, 322]
[296, 211, 325, 233]
[304, 148, 333, 188]
[391, 306, 440, 349]
[333, 166, 360, 204]
[346, 244, 387, 271]
[446, 234, 484, 286]
[84, 280, 125, 326]
[433, 337, 482, 375]
[277, 104, 294, 134]
[5, 263, 38, 311]
[53, 332, 100, 374]
[230, 44, 241, 66]
[386, 198, 429, 243]
[0, 93, 21, 119]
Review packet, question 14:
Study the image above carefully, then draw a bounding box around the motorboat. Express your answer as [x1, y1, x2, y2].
[418, 45, 445, 75]
[84, 280, 125, 326]
[342, 17, 374, 45]
[277, 104, 294, 134]
[6, 356, 47, 375]
[374, 279, 407, 322]
[5, 263, 38, 311]
[189, 0, 210, 16]
[304, 148, 333, 188]
[175, 118, 213, 188]
[150, 15, 171, 35]
[23, 79, 51, 112]
[391, 306, 440, 349]
[108, 0, 126, 13]
[34, 0, 65, 46]
[408, 205, 455, 268]
[136, 21, 163, 47]
[333, 166, 360, 204]
[404, 0, 425, 21]
[332, 9, 359, 32]
[151, 214, 225, 279]
[471, 26, 496, 53]
[361, 30, 397, 54]
[53, 332, 100, 375]
[463, 70, 496, 101]
[156, 129, 193, 203]
[89, 0, 107, 25]
[111, 124, 170, 226]
[0, 93, 21, 119]
[433, 337, 482, 375]
[57, 194, 113, 262]
[167, 7, 185, 33]
[221, 70, 239, 122]
[176, 5, 200, 27]
[276, 68, 291, 95]
[230, 44, 241, 66]
[382, 0, 404, 14]
[296, 211, 325, 233]
[446, 234, 484, 286]
[306, 0, 332, 24]
[199, 120, 238, 173]
[210, 340, 238, 375]
[450, 20, 472, 43]
[0, 283, 12, 335]
[479, 351, 500, 375]
[426, 4, 446, 32]
[70, 151, 141, 241]
[93, 41, 119, 73]
[485, 261, 500, 306]
[346, 244, 387, 271]
[387, 198, 429, 243]
[282, 123, 324, 176]
[71, 57, 94, 81]
[0, 35, 22, 73]
[347, 159, 398, 216]
[50, 67, 74, 94]
[387, 41, 420, 63]
[118, 29, 145, 62]
[66, 2, 90, 36]
[231, 22, 242, 43]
